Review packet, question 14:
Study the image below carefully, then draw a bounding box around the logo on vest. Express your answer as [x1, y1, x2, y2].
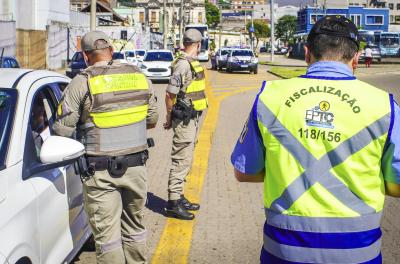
[305, 101, 335, 129]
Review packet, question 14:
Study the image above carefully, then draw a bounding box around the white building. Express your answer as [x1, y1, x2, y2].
[1, 0, 69, 30]
[253, 4, 299, 20]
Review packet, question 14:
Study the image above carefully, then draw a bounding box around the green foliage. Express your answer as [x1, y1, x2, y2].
[210, 40, 216, 51]
[275, 15, 297, 44]
[246, 19, 270, 47]
[218, 0, 231, 9]
[270, 66, 307, 79]
[206, 1, 221, 28]
[116, 0, 134, 7]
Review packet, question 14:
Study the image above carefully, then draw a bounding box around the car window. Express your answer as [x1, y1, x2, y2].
[0, 89, 17, 170]
[2, 59, 10, 68]
[144, 52, 173, 61]
[28, 86, 58, 160]
[232, 50, 253, 57]
[125, 51, 135, 57]
[113, 52, 125, 60]
[221, 50, 230, 55]
[72, 52, 84, 62]
[136, 50, 146, 56]
[9, 59, 19, 68]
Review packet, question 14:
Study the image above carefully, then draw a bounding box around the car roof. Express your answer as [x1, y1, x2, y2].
[1, 56, 17, 60]
[146, 49, 172, 53]
[0, 69, 68, 89]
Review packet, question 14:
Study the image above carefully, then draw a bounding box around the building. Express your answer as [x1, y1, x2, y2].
[297, 5, 389, 33]
[253, 4, 299, 20]
[131, 0, 205, 34]
[80, 1, 127, 26]
[231, 0, 266, 12]
[70, 0, 117, 11]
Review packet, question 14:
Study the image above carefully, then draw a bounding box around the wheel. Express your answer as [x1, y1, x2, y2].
[254, 67, 258, 74]
[218, 66, 223, 71]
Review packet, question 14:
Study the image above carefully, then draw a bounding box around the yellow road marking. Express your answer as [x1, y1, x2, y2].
[151, 71, 261, 264]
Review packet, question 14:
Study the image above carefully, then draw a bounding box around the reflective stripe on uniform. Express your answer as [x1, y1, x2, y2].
[263, 233, 381, 264]
[184, 60, 207, 111]
[265, 208, 382, 232]
[90, 104, 149, 128]
[257, 101, 390, 214]
[89, 73, 148, 95]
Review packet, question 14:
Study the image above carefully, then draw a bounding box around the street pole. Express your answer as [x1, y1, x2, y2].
[251, 10, 254, 50]
[270, 0, 275, 62]
[172, 0, 176, 48]
[90, 0, 96, 31]
[219, 27, 222, 49]
[179, 0, 184, 48]
[163, 0, 168, 49]
[244, 10, 247, 46]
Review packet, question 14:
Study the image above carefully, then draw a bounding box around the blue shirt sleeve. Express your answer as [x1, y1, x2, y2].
[382, 100, 400, 184]
[231, 98, 265, 175]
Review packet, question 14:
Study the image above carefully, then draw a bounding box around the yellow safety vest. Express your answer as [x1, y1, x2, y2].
[185, 60, 208, 111]
[257, 77, 392, 263]
[80, 63, 150, 156]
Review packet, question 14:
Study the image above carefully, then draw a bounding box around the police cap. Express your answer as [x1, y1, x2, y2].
[183, 29, 202, 43]
[307, 15, 360, 49]
[81, 31, 111, 52]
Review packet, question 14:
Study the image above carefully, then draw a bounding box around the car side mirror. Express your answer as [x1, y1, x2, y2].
[40, 136, 85, 164]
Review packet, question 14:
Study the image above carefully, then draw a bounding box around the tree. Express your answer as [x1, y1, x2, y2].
[275, 15, 297, 44]
[206, 1, 220, 28]
[246, 19, 270, 49]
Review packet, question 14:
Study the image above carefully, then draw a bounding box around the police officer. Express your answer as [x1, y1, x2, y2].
[53, 31, 158, 263]
[231, 16, 400, 263]
[163, 29, 208, 220]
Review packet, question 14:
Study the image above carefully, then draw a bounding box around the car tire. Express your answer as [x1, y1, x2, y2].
[218, 66, 223, 71]
[253, 68, 258, 74]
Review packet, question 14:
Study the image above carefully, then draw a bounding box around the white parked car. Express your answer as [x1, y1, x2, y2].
[140, 50, 174, 81]
[134, 49, 146, 62]
[0, 69, 91, 264]
[124, 50, 139, 66]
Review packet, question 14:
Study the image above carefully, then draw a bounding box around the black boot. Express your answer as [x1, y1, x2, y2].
[165, 200, 195, 220]
[180, 195, 200, 211]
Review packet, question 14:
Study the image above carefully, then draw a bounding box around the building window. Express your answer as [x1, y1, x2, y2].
[389, 3, 394, 10]
[198, 12, 203, 23]
[391, 15, 395, 23]
[350, 14, 362, 27]
[151, 11, 157, 23]
[365, 15, 384, 25]
[310, 14, 324, 24]
[139, 12, 145, 23]
[395, 16, 400, 24]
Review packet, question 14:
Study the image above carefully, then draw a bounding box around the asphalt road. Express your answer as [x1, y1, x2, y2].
[72, 64, 400, 264]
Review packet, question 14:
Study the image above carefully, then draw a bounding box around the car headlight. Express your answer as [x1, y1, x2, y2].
[228, 57, 238, 62]
[251, 57, 258, 63]
[140, 64, 147, 69]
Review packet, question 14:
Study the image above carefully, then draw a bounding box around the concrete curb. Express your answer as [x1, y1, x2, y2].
[266, 70, 288, 79]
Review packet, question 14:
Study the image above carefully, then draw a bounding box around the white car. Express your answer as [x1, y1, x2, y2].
[0, 69, 91, 264]
[124, 50, 139, 66]
[134, 49, 146, 62]
[140, 50, 174, 81]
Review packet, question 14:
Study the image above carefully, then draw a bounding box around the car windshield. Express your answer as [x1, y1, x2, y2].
[381, 36, 400, 46]
[0, 89, 17, 170]
[113, 53, 125, 60]
[125, 51, 135, 57]
[144, 52, 173, 61]
[232, 50, 253, 56]
[136, 50, 146, 56]
[72, 52, 84, 62]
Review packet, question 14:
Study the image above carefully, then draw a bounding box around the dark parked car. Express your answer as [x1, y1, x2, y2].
[0, 57, 20, 68]
[66, 52, 86, 78]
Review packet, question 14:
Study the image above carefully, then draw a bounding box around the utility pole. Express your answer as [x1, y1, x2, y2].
[172, 0, 176, 48]
[90, 0, 96, 31]
[219, 27, 222, 49]
[270, 0, 275, 62]
[179, 0, 184, 48]
[251, 10, 254, 50]
[163, 0, 168, 49]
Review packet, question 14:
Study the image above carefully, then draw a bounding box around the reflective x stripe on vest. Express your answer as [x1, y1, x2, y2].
[185, 59, 208, 111]
[256, 77, 392, 263]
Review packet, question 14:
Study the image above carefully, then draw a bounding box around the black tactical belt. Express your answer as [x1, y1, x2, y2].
[88, 150, 149, 171]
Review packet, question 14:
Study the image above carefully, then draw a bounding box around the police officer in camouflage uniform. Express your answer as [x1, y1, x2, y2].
[53, 31, 158, 263]
[163, 29, 208, 220]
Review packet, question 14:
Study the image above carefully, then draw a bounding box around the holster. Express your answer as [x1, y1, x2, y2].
[171, 100, 198, 125]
